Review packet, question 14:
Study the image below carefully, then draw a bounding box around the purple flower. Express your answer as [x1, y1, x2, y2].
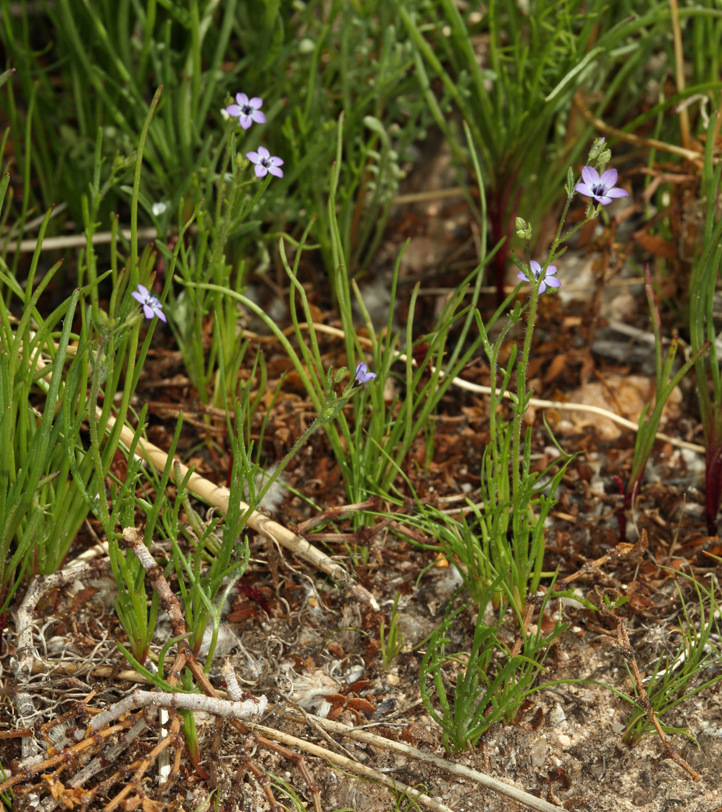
[517, 261, 561, 295]
[131, 284, 166, 322]
[224, 93, 266, 130]
[246, 146, 284, 179]
[355, 361, 377, 385]
[575, 166, 629, 206]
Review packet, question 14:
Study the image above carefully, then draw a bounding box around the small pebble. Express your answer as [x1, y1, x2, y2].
[530, 738, 547, 767]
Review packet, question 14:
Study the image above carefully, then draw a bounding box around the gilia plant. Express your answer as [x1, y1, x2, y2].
[459, 137, 626, 618]
[366, 137, 629, 613]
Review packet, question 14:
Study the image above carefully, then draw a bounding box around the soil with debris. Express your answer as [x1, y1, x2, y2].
[2, 148, 722, 812]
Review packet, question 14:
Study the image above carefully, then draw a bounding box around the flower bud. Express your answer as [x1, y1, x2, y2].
[515, 217, 532, 240]
[587, 137, 606, 162]
[595, 149, 612, 171]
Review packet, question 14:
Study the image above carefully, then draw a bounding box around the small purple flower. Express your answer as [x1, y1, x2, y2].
[224, 93, 266, 130]
[575, 166, 629, 206]
[131, 284, 166, 322]
[246, 146, 284, 179]
[355, 362, 377, 385]
[517, 261, 561, 295]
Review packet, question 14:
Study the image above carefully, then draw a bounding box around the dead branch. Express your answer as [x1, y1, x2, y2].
[88, 689, 267, 731]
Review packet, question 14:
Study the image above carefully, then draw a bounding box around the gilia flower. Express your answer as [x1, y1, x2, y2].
[575, 166, 629, 206]
[246, 146, 284, 179]
[131, 284, 166, 322]
[517, 261, 561, 295]
[355, 362, 377, 385]
[225, 93, 266, 130]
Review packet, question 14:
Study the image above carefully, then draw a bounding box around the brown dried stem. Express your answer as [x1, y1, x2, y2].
[587, 584, 702, 782]
[122, 526, 322, 812]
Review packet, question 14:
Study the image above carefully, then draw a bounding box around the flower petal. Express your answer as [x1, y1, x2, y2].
[529, 260, 542, 275]
[249, 97, 263, 109]
[270, 156, 283, 166]
[546, 265, 558, 276]
[600, 168, 618, 187]
[538, 281, 547, 294]
[226, 104, 242, 117]
[575, 183, 593, 197]
[355, 361, 377, 384]
[254, 165, 268, 178]
[268, 166, 284, 178]
[605, 187, 629, 198]
[131, 291, 144, 304]
[136, 284, 149, 298]
[142, 304, 154, 319]
[517, 271, 527, 282]
[581, 166, 599, 186]
[156, 308, 167, 323]
[236, 92, 249, 106]
[545, 276, 561, 288]
[240, 117, 252, 130]
[251, 110, 266, 124]
[258, 146, 270, 158]
[596, 195, 613, 206]
[246, 151, 260, 164]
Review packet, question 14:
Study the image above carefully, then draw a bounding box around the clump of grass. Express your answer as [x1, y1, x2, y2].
[380, 593, 406, 672]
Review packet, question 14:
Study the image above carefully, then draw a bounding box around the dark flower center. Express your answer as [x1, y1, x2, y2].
[260, 157, 271, 168]
[591, 183, 607, 197]
[241, 104, 252, 115]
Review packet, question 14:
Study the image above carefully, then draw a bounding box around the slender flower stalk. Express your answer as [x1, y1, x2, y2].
[511, 186, 578, 507]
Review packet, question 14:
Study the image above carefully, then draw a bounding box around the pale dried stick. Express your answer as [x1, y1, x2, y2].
[243, 323, 705, 454]
[29, 660, 151, 683]
[251, 718, 565, 812]
[89, 690, 268, 731]
[123, 528, 322, 811]
[108, 419, 378, 608]
[23, 348, 377, 608]
[573, 92, 711, 165]
[11, 560, 109, 761]
[276, 708, 567, 812]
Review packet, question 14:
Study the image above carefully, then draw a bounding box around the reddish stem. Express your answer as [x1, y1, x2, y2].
[705, 443, 722, 536]
[613, 475, 626, 544]
[489, 180, 522, 306]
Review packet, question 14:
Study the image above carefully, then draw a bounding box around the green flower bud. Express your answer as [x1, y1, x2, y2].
[515, 217, 532, 240]
[588, 137, 606, 162]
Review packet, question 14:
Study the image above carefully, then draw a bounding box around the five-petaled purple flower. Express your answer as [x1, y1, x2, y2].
[246, 146, 284, 179]
[225, 93, 266, 130]
[355, 362, 377, 385]
[575, 166, 628, 206]
[517, 261, 561, 295]
[132, 284, 166, 322]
